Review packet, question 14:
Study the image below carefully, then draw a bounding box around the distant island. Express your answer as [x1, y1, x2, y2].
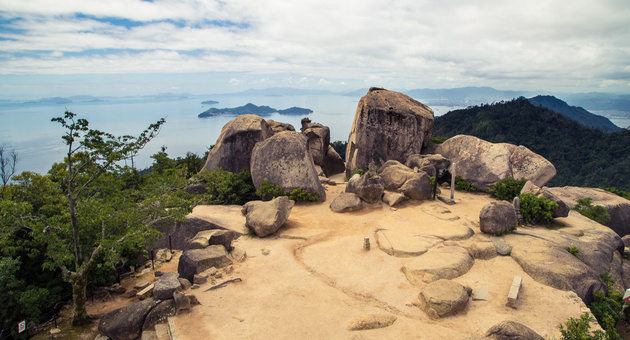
[198, 103, 312, 118]
[201, 100, 219, 105]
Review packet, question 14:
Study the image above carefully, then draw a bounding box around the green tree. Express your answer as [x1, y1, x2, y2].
[44, 111, 193, 325]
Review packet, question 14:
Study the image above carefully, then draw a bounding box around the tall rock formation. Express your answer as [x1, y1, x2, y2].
[345, 88, 434, 178]
[202, 114, 272, 173]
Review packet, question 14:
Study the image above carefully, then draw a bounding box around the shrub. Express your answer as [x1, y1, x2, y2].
[352, 168, 365, 177]
[519, 193, 558, 224]
[559, 313, 606, 340]
[573, 197, 611, 225]
[256, 180, 285, 201]
[430, 135, 448, 144]
[565, 246, 580, 259]
[455, 175, 477, 192]
[489, 177, 527, 201]
[288, 188, 320, 202]
[589, 271, 623, 340]
[196, 169, 257, 205]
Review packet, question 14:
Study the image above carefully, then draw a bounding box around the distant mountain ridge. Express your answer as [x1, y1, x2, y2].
[528, 95, 621, 132]
[433, 98, 630, 190]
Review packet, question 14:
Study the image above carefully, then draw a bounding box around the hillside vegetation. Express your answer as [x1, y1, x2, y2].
[433, 98, 630, 191]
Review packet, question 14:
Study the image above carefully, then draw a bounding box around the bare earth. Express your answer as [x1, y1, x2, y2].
[171, 176, 587, 340]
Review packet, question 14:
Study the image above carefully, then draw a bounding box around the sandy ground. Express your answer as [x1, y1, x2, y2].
[171, 177, 587, 340]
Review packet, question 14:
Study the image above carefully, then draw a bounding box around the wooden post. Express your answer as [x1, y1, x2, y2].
[363, 237, 370, 251]
[450, 163, 456, 199]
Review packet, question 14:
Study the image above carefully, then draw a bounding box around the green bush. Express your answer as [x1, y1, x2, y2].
[573, 197, 611, 225]
[589, 271, 623, 340]
[196, 169, 258, 205]
[430, 135, 448, 144]
[559, 313, 606, 340]
[489, 177, 527, 201]
[288, 188, 320, 202]
[256, 180, 285, 201]
[455, 175, 477, 192]
[565, 246, 580, 259]
[519, 193, 558, 224]
[603, 187, 630, 200]
[352, 168, 365, 177]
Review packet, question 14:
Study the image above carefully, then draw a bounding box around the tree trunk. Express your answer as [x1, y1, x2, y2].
[71, 272, 89, 326]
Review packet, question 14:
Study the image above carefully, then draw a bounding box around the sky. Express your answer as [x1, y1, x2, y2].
[1, 0, 629, 100]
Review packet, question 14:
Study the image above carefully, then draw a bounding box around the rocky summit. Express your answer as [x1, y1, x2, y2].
[95, 88, 630, 339]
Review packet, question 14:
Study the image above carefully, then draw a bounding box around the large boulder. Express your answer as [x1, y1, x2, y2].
[345, 88, 434, 178]
[322, 145, 346, 177]
[202, 114, 272, 173]
[266, 119, 295, 135]
[300, 118, 330, 166]
[250, 131, 326, 201]
[405, 154, 451, 178]
[177, 246, 233, 282]
[484, 320, 544, 340]
[479, 201, 518, 234]
[345, 171, 385, 204]
[546, 186, 630, 237]
[241, 196, 295, 237]
[153, 272, 181, 300]
[377, 160, 431, 200]
[419, 279, 469, 319]
[142, 300, 175, 331]
[98, 298, 162, 340]
[435, 135, 556, 191]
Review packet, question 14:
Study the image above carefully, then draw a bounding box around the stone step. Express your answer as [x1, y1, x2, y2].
[168, 317, 180, 340]
[155, 323, 170, 340]
[507, 275, 522, 308]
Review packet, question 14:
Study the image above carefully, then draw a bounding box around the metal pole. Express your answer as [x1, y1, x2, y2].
[450, 163, 456, 200]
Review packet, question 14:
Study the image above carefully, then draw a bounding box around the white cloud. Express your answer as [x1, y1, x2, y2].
[0, 0, 629, 93]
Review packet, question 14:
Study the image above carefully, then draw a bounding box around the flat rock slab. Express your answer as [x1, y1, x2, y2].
[484, 320, 544, 340]
[402, 246, 474, 285]
[472, 286, 489, 301]
[377, 214, 473, 241]
[99, 298, 162, 340]
[375, 229, 442, 257]
[278, 228, 327, 240]
[345, 313, 397, 331]
[187, 205, 248, 235]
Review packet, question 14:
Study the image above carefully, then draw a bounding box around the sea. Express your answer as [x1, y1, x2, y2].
[0, 93, 460, 176]
[2, 93, 628, 177]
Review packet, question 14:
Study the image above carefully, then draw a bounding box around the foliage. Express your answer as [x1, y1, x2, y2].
[256, 180, 286, 201]
[434, 98, 630, 191]
[495, 225, 517, 236]
[589, 271, 623, 340]
[196, 169, 257, 205]
[603, 187, 630, 200]
[455, 175, 477, 192]
[489, 177, 527, 201]
[574, 198, 611, 225]
[331, 140, 347, 162]
[519, 193, 558, 224]
[429, 135, 448, 144]
[566, 246, 581, 259]
[559, 313, 606, 340]
[352, 168, 365, 177]
[148, 147, 205, 178]
[288, 188, 319, 202]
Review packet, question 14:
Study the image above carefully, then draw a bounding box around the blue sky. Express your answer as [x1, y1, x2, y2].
[0, 0, 629, 100]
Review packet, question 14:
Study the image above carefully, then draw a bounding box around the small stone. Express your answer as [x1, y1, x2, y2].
[261, 248, 270, 256]
[50, 328, 61, 335]
[231, 248, 247, 262]
[178, 278, 192, 290]
[187, 294, 200, 305]
[134, 280, 151, 290]
[201, 267, 218, 277]
[345, 313, 397, 331]
[122, 288, 138, 298]
[111, 283, 126, 294]
[224, 265, 234, 275]
[140, 268, 151, 276]
[194, 274, 207, 285]
[191, 284, 200, 290]
[215, 273, 223, 279]
[154, 271, 163, 277]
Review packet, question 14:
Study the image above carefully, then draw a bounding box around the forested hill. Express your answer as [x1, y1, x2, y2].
[528, 95, 621, 132]
[433, 98, 630, 190]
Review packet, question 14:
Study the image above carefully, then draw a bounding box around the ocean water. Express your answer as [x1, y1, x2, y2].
[0, 94, 365, 175]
